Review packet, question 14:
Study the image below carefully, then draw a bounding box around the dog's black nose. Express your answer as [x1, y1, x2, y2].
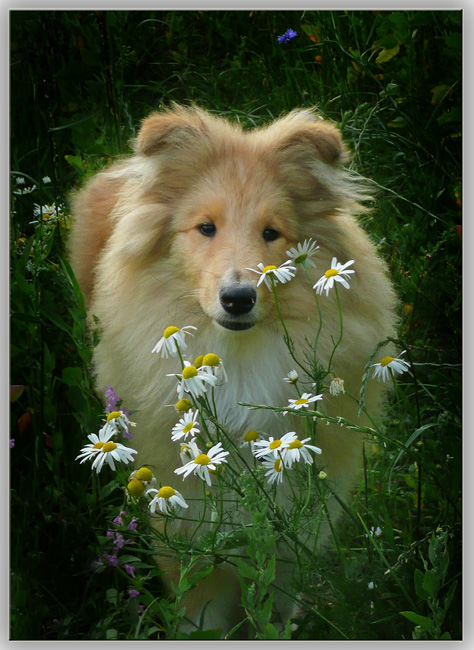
[220, 286, 257, 316]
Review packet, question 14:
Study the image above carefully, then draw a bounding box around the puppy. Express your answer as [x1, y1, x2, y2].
[69, 105, 397, 634]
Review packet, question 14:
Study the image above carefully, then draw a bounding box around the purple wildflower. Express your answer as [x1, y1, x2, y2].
[10, 438, 15, 449]
[278, 28, 297, 43]
[104, 386, 120, 413]
[128, 589, 140, 599]
[113, 510, 127, 526]
[125, 564, 136, 578]
[104, 551, 119, 567]
[106, 530, 115, 539]
[113, 533, 131, 549]
[128, 516, 138, 531]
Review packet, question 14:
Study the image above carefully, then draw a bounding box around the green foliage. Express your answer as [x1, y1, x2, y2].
[10, 9, 461, 641]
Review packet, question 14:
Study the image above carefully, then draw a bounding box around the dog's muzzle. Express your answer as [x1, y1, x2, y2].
[217, 285, 257, 331]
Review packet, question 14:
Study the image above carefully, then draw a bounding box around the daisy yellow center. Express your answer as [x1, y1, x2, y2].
[176, 399, 192, 412]
[136, 467, 153, 482]
[180, 444, 191, 454]
[194, 453, 211, 466]
[182, 422, 194, 434]
[381, 356, 394, 367]
[93, 441, 104, 450]
[244, 430, 259, 442]
[157, 486, 176, 499]
[288, 439, 303, 449]
[203, 353, 220, 367]
[274, 458, 283, 472]
[182, 366, 198, 379]
[102, 441, 117, 453]
[269, 440, 282, 450]
[107, 411, 121, 421]
[294, 398, 308, 405]
[263, 265, 277, 273]
[164, 326, 180, 338]
[128, 479, 145, 497]
[325, 268, 339, 278]
[194, 355, 204, 368]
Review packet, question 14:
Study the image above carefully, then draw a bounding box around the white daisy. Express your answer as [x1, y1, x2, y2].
[253, 431, 297, 460]
[174, 439, 229, 486]
[179, 442, 194, 465]
[371, 352, 409, 382]
[247, 260, 296, 289]
[262, 457, 285, 485]
[281, 437, 322, 468]
[200, 353, 228, 384]
[313, 258, 355, 296]
[286, 392, 323, 411]
[152, 325, 197, 358]
[286, 238, 319, 268]
[33, 203, 60, 219]
[169, 361, 218, 400]
[106, 410, 136, 437]
[76, 424, 137, 473]
[171, 410, 200, 442]
[283, 370, 299, 384]
[329, 377, 345, 396]
[76, 424, 116, 464]
[147, 486, 189, 515]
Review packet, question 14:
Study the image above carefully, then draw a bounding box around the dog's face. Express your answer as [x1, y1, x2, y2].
[108, 106, 351, 332]
[169, 158, 300, 331]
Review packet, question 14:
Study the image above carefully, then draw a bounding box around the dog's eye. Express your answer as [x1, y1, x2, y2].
[198, 222, 217, 237]
[263, 228, 280, 242]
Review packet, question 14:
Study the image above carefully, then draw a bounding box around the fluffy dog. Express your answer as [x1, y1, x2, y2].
[69, 105, 397, 634]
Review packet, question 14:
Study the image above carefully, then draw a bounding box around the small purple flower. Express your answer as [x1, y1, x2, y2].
[138, 604, 145, 614]
[128, 589, 140, 599]
[105, 386, 120, 413]
[278, 28, 297, 43]
[113, 511, 127, 526]
[128, 516, 138, 531]
[104, 551, 119, 567]
[125, 564, 136, 578]
[113, 533, 131, 549]
[106, 530, 115, 539]
[10, 438, 15, 449]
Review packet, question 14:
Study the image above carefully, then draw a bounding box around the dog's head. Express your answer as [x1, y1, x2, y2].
[75, 106, 365, 332]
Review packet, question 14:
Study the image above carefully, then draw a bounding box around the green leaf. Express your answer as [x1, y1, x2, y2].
[263, 623, 279, 639]
[187, 565, 214, 587]
[400, 611, 434, 633]
[422, 569, 440, 597]
[62, 366, 84, 386]
[235, 559, 259, 582]
[376, 44, 400, 64]
[414, 568, 429, 601]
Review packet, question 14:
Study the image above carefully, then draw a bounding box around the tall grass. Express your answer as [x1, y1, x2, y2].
[10, 10, 461, 640]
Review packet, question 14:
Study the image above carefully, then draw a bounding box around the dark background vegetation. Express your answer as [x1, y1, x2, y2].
[10, 10, 461, 640]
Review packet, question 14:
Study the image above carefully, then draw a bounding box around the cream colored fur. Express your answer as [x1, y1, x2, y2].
[69, 105, 397, 634]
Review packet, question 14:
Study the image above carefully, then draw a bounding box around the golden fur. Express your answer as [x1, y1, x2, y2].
[69, 105, 397, 633]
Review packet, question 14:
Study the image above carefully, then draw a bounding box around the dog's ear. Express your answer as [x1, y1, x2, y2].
[135, 106, 210, 156]
[264, 109, 349, 167]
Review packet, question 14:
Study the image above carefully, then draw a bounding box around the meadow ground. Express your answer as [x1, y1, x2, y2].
[10, 10, 461, 640]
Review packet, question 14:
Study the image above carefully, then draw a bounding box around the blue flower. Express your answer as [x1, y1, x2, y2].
[278, 29, 297, 43]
